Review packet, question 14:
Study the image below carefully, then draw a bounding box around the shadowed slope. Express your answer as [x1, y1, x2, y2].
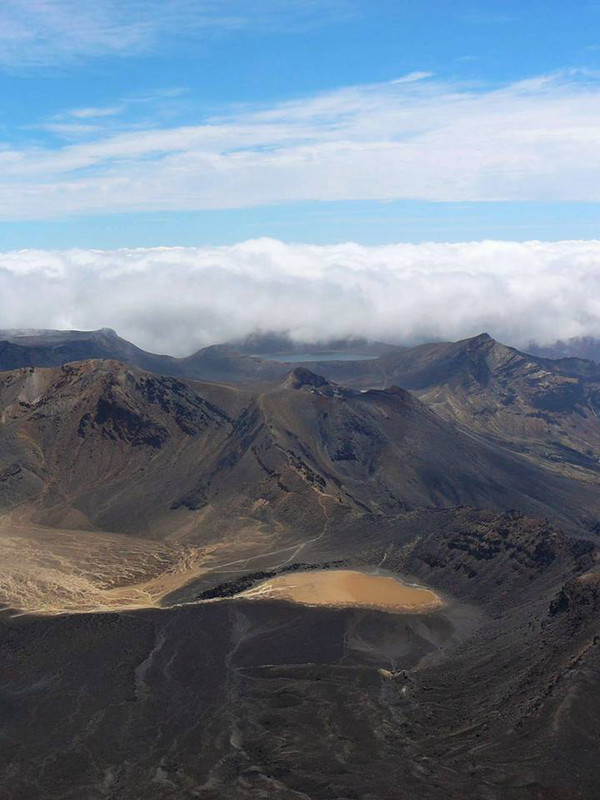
[1, 361, 597, 539]
[0, 328, 179, 374]
[318, 333, 600, 481]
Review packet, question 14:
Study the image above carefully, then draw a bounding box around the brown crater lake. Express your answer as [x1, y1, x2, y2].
[239, 569, 443, 614]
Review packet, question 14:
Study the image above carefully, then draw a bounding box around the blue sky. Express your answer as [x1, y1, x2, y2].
[2, 0, 600, 248]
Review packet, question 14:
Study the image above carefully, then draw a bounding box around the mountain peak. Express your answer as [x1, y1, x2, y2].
[466, 332, 495, 347]
[284, 367, 330, 390]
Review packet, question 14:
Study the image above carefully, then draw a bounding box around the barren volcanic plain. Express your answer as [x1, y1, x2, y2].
[1, 333, 600, 799]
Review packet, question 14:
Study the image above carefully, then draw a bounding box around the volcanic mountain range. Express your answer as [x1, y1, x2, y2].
[4, 326, 600, 481]
[1, 329, 600, 798]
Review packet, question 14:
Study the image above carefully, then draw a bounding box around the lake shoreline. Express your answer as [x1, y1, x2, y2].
[236, 567, 445, 615]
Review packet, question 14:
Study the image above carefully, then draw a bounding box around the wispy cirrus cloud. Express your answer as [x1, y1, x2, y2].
[67, 106, 125, 120]
[2, 238, 600, 354]
[38, 87, 192, 138]
[2, 70, 600, 219]
[0, 0, 352, 68]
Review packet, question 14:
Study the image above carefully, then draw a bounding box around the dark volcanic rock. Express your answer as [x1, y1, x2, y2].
[285, 367, 330, 389]
[549, 571, 600, 620]
[314, 333, 600, 480]
[3, 358, 597, 539]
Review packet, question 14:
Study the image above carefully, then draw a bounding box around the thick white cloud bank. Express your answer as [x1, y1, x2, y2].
[2, 238, 600, 355]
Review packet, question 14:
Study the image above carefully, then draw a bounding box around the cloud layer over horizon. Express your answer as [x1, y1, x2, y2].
[2, 238, 600, 355]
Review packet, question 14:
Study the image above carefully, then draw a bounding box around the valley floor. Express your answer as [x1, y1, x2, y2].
[1, 505, 599, 799]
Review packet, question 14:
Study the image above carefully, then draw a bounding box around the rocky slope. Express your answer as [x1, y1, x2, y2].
[317, 333, 600, 481]
[8, 327, 600, 485]
[1, 361, 596, 544]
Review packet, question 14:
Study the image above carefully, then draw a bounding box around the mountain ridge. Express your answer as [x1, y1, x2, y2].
[6, 328, 600, 482]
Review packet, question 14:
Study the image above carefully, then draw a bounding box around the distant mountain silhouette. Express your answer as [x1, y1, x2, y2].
[527, 335, 600, 362]
[0, 327, 178, 374]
